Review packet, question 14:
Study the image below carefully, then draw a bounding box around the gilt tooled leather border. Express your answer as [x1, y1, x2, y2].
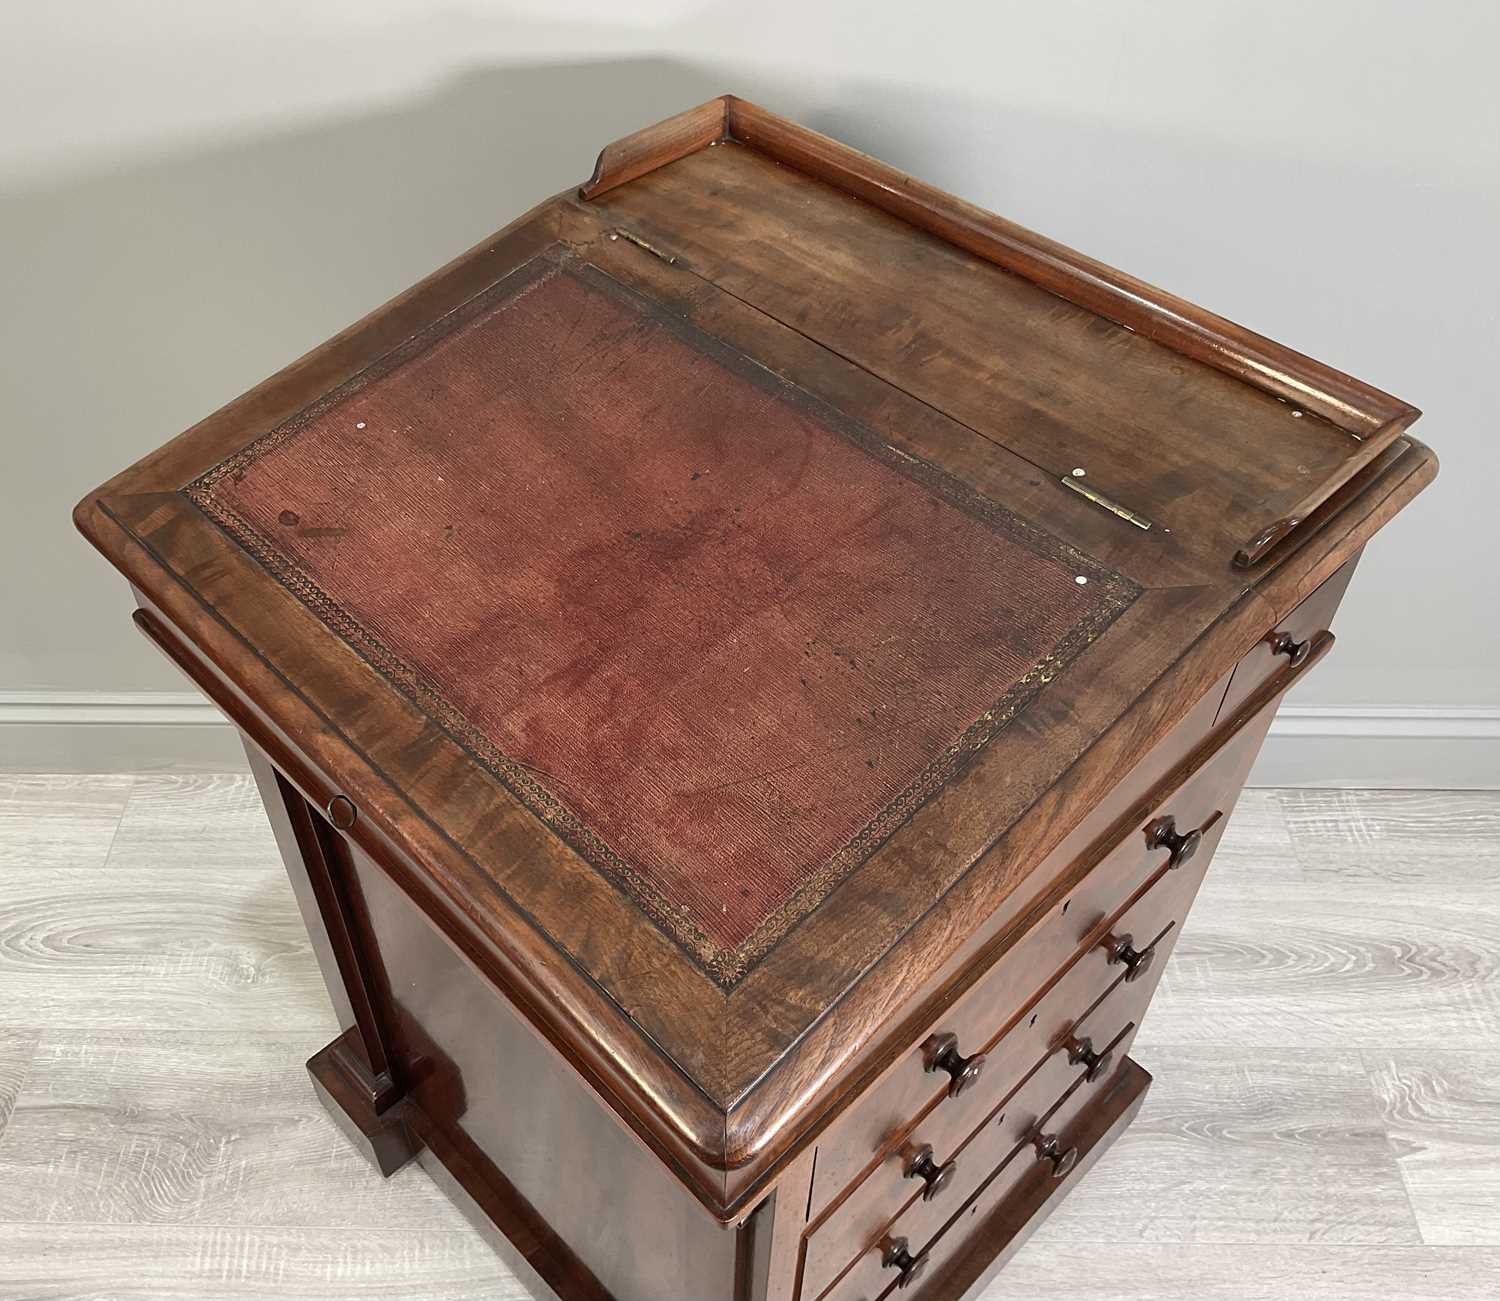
[186, 247, 1141, 989]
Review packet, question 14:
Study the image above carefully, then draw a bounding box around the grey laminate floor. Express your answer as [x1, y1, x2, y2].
[0, 776, 1497, 1300]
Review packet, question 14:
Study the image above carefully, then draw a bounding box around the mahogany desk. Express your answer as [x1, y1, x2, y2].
[76, 97, 1436, 1301]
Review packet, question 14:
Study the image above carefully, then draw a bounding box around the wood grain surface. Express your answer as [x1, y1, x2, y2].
[1144, 789, 1500, 1050]
[993, 1244, 1500, 1300]
[0, 1225, 515, 1300]
[0, 774, 131, 870]
[0, 1032, 38, 1145]
[1366, 1051, 1500, 1247]
[0, 779, 1495, 1299]
[1034, 1045, 1418, 1245]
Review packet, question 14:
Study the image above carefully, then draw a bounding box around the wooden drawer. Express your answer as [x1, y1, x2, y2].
[800, 843, 1206, 1301]
[1216, 554, 1358, 724]
[895, 1061, 1154, 1301]
[802, 672, 1229, 1220]
[798, 687, 1278, 1296]
[804, 671, 1275, 1233]
[802, 965, 1141, 1299]
[819, 1016, 1147, 1301]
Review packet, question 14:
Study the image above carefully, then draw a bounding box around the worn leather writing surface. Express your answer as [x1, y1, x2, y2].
[190, 249, 1136, 985]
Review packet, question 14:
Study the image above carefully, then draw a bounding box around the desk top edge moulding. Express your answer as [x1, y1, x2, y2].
[76, 95, 1435, 1298]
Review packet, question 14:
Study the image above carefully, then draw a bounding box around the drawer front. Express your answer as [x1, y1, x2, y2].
[891, 1062, 1151, 1301]
[820, 1021, 1146, 1301]
[801, 846, 1207, 1301]
[804, 675, 1277, 1252]
[799, 689, 1280, 1300]
[1216, 555, 1357, 724]
[804, 674, 1228, 1218]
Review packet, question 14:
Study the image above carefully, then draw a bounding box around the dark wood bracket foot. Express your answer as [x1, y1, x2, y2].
[307, 1026, 421, 1178]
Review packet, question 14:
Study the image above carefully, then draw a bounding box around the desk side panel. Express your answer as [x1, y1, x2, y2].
[336, 826, 750, 1301]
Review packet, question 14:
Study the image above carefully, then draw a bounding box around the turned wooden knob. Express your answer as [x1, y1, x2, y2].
[1269, 629, 1312, 666]
[1032, 1132, 1079, 1178]
[1103, 932, 1157, 983]
[924, 1032, 987, 1098]
[1065, 1034, 1115, 1084]
[904, 1143, 958, 1201]
[1144, 814, 1203, 868]
[881, 1236, 929, 1287]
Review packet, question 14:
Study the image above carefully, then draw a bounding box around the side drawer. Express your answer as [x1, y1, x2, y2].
[799, 823, 1214, 1301]
[803, 673, 1229, 1218]
[1216, 554, 1358, 723]
[805, 662, 1281, 1242]
[821, 1022, 1148, 1301]
[895, 1060, 1153, 1301]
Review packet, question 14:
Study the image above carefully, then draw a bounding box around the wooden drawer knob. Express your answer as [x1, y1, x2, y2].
[1144, 814, 1204, 868]
[881, 1236, 929, 1287]
[1103, 932, 1157, 983]
[1032, 1132, 1079, 1178]
[904, 1143, 958, 1201]
[1065, 1034, 1115, 1084]
[1269, 629, 1313, 666]
[923, 1031, 987, 1098]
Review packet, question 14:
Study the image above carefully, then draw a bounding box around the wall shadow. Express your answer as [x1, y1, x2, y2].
[0, 56, 728, 689]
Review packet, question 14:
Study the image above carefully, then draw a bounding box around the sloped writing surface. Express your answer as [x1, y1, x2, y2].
[191, 249, 1137, 985]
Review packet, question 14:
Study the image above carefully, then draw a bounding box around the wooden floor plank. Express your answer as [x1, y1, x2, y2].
[105, 774, 275, 873]
[1142, 788, 1500, 1050]
[0, 1224, 516, 1299]
[986, 1242, 1500, 1300]
[1028, 1046, 1420, 1245]
[1279, 789, 1500, 870]
[0, 1030, 40, 1143]
[2, 778, 1496, 1299]
[0, 773, 132, 870]
[0, 868, 331, 1033]
[0, 1031, 473, 1232]
[1202, 788, 1298, 872]
[1142, 894, 1500, 1048]
[1365, 1050, 1500, 1246]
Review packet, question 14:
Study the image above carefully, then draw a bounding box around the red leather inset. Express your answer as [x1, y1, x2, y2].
[193, 253, 1133, 983]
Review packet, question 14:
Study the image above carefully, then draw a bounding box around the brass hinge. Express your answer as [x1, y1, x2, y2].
[611, 227, 678, 265]
[1060, 474, 1152, 530]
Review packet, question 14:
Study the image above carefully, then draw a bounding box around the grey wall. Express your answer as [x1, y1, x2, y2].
[3, 1, 1495, 776]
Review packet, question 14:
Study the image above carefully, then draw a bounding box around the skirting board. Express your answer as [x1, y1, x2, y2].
[0, 691, 246, 772]
[1, 692, 1497, 787]
[1248, 704, 1500, 789]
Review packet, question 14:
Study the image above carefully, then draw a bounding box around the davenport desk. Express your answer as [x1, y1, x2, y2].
[76, 98, 1436, 1301]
